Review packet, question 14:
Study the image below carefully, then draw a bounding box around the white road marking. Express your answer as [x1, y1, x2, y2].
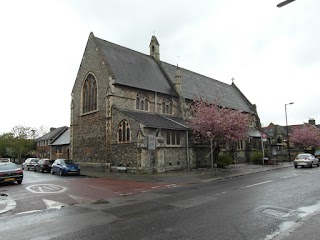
[120, 193, 133, 196]
[140, 190, 150, 193]
[165, 184, 177, 187]
[16, 210, 42, 215]
[26, 184, 67, 194]
[280, 174, 301, 179]
[243, 180, 273, 188]
[43, 199, 66, 209]
[170, 192, 226, 209]
[0, 195, 16, 214]
[69, 195, 95, 203]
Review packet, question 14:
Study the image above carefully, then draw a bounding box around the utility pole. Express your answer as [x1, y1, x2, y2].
[285, 102, 294, 161]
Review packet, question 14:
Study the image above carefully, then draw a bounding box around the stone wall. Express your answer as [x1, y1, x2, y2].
[163, 147, 187, 171]
[111, 143, 138, 168]
[111, 108, 140, 167]
[71, 34, 110, 164]
[112, 85, 181, 117]
[72, 112, 107, 163]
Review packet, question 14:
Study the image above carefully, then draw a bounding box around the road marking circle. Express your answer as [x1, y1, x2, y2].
[26, 184, 67, 193]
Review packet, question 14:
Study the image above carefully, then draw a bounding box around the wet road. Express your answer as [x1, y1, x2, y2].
[0, 169, 179, 215]
[1, 166, 320, 239]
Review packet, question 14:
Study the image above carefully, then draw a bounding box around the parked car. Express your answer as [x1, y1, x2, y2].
[314, 150, 320, 160]
[34, 159, 55, 173]
[0, 158, 11, 163]
[22, 158, 39, 170]
[0, 162, 23, 184]
[51, 159, 80, 176]
[293, 153, 319, 168]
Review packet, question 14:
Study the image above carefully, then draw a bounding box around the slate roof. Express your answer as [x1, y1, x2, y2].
[93, 33, 255, 114]
[50, 128, 70, 146]
[94, 37, 177, 96]
[36, 126, 68, 143]
[161, 62, 255, 113]
[247, 128, 262, 137]
[261, 127, 275, 137]
[118, 109, 188, 130]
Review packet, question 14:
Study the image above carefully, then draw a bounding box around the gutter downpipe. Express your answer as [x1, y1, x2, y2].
[186, 129, 189, 170]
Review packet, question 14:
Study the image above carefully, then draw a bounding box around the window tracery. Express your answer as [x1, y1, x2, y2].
[136, 93, 148, 111]
[82, 73, 97, 113]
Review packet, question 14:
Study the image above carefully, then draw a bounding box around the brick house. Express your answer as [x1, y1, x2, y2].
[70, 32, 261, 173]
[50, 127, 70, 159]
[36, 126, 68, 159]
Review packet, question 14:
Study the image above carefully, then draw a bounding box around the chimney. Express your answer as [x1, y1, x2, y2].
[50, 127, 56, 132]
[175, 65, 182, 94]
[309, 118, 316, 125]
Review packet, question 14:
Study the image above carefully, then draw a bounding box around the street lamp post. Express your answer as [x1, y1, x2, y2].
[285, 102, 294, 161]
[277, 0, 296, 8]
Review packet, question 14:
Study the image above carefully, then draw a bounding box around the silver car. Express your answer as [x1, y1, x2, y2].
[294, 153, 319, 168]
[22, 158, 39, 170]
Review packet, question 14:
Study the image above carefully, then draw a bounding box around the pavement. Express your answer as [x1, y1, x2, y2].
[80, 161, 293, 184]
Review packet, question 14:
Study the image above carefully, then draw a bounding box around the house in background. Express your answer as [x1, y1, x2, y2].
[261, 118, 319, 160]
[36, 126, 69, 159]
[70, 32, 261, 173]
[50, 127, 70, 159]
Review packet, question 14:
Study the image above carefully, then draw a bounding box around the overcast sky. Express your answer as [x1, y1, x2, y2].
[1, 0, 319, 134]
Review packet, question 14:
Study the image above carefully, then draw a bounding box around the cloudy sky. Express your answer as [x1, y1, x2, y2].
[1, 0, 319, 134]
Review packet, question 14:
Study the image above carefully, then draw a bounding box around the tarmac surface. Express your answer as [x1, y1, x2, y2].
[4, 161, 320, 239]
[0, 162, 292, 215]
[75, 161, 320, 240]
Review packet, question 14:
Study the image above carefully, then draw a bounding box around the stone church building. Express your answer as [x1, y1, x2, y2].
[70, 32, 261, 173]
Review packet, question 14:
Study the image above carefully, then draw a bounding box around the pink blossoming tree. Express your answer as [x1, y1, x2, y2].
[189, 99, 250, 161]
[290, 125, 320, 150]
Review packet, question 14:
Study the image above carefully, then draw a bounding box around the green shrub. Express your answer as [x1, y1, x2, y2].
[251, 151, 263, 164]
[216, 155, 232, 168]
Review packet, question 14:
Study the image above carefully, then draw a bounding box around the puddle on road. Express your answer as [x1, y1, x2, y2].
[260, 200, 320, 239]
[257, 205, 302, 221]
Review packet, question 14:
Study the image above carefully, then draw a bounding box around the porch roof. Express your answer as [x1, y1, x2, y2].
[118, 109, 188, 130]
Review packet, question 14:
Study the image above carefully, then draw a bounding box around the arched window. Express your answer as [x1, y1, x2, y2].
[82, 73, 97, 113]
[118, 120, 130, 143]
[161, 98, 173, 114]
[136, 93, 148, 111]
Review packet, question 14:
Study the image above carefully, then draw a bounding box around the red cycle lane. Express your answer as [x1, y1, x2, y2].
[4, 177, 181, 215]
[63, 177, 176, 201]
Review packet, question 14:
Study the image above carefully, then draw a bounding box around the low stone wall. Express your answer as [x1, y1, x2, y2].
[110, 166, 138, 174]
[76, 162, 111, 172]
